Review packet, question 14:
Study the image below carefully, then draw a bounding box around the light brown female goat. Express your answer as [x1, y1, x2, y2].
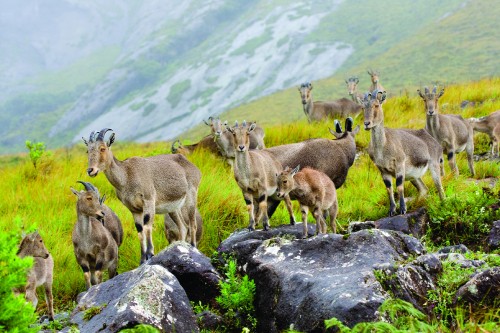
[345, 76, 363, 104]
[16, 231, 54, 320]
[362, 90, 445, 216]
[469, 110, 500, 157]
[226, 121, 282, 231]
[367, 70, 385, 93]
[276, 166, 338, 238]
[298, 82, 361, 122]
[71, 181, 121, 289]
[84, 128, 201, 264]
[418, 86, 475, 176]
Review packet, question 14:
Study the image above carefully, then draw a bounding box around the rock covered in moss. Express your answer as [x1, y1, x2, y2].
[70, 264, 198, 333]
[454, 267, 500, 307]
[147, 241, 222, 304]
[487, 220, 500, 250]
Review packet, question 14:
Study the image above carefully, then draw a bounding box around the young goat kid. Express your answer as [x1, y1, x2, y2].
[276, 166, 338, 238]
[16, 231, 54, 320]
[362, 90, 445, 216]
[71, 181, 121, 289]
[418, 86, 475, 176]
[227, 121, 282, 231]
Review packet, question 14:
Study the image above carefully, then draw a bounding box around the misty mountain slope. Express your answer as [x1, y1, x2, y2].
[1, 0, 496, 153]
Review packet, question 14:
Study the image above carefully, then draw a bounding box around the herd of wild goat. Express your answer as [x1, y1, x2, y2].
[17, 70, 500, 320]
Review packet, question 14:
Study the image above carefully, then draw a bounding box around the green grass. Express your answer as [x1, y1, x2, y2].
[1, 78, 499, 320]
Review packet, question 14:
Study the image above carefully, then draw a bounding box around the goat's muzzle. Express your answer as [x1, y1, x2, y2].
[427, 110, 435, 116]
[43, 252, 49, 259]
[302, 99, 307, 105]
[364, 121, 372, 130]
[238, 145, 246, 152]
[87, 168, 98, 177]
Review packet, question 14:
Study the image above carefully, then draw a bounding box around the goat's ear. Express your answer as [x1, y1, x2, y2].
[345, 79, 348, 84]
[107, 133, 115, 147]
[70, 188, 80, 197]
[248, 122, 256, 132]
[309, 83, 313, 90]
[351, 125, 360, 135]
[82, 137, 88, 146]
[417, 89, 425, 99]
[437, 88, 445, 99]
[377, 91, 387, 102]
[203, 119, 210, 126]
[355, 78, 359, 84]
[292, 165, 300, 175]
[99, 194, 106, 205]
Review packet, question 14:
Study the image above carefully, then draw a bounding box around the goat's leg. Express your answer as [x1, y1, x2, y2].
[142, 200, 156, 261]
[169, 210, 188, 241]
[43, 282, 54, 321]
[395, 172, 406, 215]
[25, 275, 38, 308]
[313, 207, 326, 235]
[447, 149, 459, 176]
[465, 132, 476, 176]
[430, 161, 446, 200]
[257, 195, 270, 231]
[244, 193, 256, 231]
[283, 194, 296, 225]
[301, 205, 309, 238]
[410, 178, 428, 197]
[328, 200, 338, 234]
[267, 198, 281, 219]
[133, 212, 148, 264]
[185, 191, 198, 247]
[108, 256, 118, 279]
[382, 174, 397, 216]
[80, 262, 92, 289]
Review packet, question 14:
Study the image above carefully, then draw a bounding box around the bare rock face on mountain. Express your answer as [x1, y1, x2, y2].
[70, 264, 198, 333]
[218, 226, 431, 332]
[147, 241, 222, 304]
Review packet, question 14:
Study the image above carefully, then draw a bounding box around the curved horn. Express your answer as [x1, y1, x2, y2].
[77, 181, 99, 194]
[96, 128, 113, 142]
[88, 131, 97, 143]
[345, 117, 353, 132]
[334, 119, 342, 133]
[432, 86, 437, 94]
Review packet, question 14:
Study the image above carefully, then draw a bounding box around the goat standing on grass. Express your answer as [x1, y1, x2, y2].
[418, 86, 475, 176]
[368, 70, 385, 92]
[276, 166, 338, 238]
[298, 82, 361, 122]
[265, 117, 359, 221]
[362, 90, 445, 216]
[468, 110, 500, 157]
[345, 76, 363, 104]
[204, 116, 266, 165]
[227, 121, 282, 231]
[71, 181, 120, 289]
[84, 128, 201, 264]
[16, 231, 54, 321]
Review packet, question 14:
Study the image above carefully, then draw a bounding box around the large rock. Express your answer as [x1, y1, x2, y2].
[217, 223, 316, 266]
[487, 220, 500, 250]
[454, 267, 500, 307]
[70, 264, 199, 333]
[222, 229, 424, 332]
[348, 208, 428, 238]
[148, 241, 222, 304]
[374, 254, 442, 314]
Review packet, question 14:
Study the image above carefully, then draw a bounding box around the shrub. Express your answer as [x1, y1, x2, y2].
[216, 259, 257, 332]
[25, 140, 46, 169]
[0, 231, 38, 333]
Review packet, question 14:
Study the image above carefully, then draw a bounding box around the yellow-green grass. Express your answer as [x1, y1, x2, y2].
[1, 78, 499, 315]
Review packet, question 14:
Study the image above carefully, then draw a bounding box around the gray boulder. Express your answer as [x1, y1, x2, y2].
[222, 229, 424, 332]
[454, 267, 500, 307]
[487, 220, 500, 250]
[217, 223, 316, 266]
[70, 264, 199, 333]
[147, 241, 222, 304]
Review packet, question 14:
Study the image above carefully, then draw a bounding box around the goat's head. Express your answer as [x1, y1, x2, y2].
[206, 117, 227, 138]
[71, 181, 106, 221]
[345, 77, 359, 96]
[276, 165, 300, 198]
[418, 86, 444, 116]
[17, 231, 49, 259]
[226, 120, 256, 153]
[83, 128, 115, 177]
[367, 70, 380, 84]
[361, 90, 386, 130]
[298, 82, 313, 105]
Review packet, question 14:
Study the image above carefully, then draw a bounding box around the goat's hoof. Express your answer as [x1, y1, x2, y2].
[263, 225, 269, 231]
[247, 227, 255, 232]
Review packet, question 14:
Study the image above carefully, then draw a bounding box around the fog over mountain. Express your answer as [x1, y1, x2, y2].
[1, 0, 496, 153]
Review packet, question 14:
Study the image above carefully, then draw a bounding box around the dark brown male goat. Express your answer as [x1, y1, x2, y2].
[84, 129, 201, 264]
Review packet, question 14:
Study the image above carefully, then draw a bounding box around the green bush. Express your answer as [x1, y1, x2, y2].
[0, 231, 38, 333]
[216, 259, 257, 332]
[25, 140, 46, 169]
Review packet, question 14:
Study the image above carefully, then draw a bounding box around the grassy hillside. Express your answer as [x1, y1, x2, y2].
[1, 79, 499, 321]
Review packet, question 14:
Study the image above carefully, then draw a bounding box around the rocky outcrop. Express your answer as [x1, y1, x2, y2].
[147, 241, 222, 304]
[70, 264, 198, 333]
[454, 267, 500, 307]
[487, 220, 500, 250]
[219, 227, 425, 332]
[348, 208, 428, 238]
